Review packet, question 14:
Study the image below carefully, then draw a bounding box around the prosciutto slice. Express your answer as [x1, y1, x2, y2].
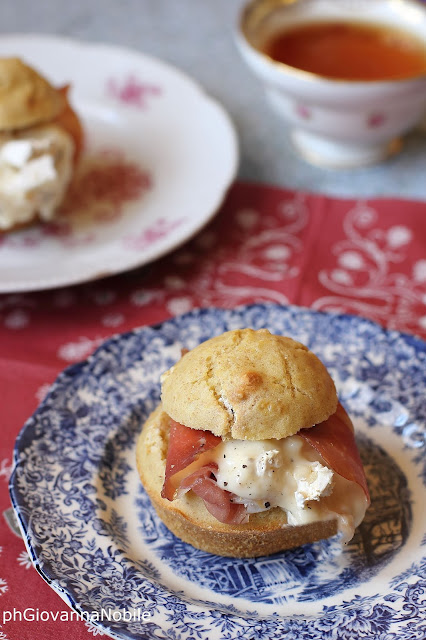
[161, 419, 221, 500]
[180, 464, 248, 525]
[161, 422, 247, 524]
[55, 86, 84, 162]
[299, 403, 370, 502]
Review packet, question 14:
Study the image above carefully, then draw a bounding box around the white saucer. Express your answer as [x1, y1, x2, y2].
[0, 35, 238, 292]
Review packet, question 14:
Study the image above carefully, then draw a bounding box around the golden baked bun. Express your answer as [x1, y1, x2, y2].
[161, 328, 338, 440]
[0, 58, 66, 131]
[136, 406, 338, 557]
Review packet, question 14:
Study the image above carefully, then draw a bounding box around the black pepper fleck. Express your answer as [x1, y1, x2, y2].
[265, 502, 270, 508]
[242, 464, 247, 468]
[224, 482, 228, 486]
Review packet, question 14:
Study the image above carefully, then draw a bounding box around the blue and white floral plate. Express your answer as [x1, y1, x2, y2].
[9, 304, 426, 640]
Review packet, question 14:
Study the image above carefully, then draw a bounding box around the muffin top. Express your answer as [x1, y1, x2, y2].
[0, 58, 65, 131]
[161, 328, 337, 440]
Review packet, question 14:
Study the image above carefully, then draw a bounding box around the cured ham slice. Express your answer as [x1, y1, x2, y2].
[55, 85, 84, 162]
[180, 464, 248, 524]
[299, 403, 370, 502]
[161, 419, 221, 500]
[162, 423, 247, 524]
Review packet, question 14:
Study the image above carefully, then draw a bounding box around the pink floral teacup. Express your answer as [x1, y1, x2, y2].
[236, 0, 426, 168]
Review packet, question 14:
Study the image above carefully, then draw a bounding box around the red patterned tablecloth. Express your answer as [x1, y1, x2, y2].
[0, 180, 425, 639]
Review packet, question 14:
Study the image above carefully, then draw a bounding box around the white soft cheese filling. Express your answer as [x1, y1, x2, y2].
[214, 435, 367, 542]
[0, 123, 74, 230]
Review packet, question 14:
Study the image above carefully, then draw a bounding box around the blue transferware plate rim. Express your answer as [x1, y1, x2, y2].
[9, 303, 426, 639]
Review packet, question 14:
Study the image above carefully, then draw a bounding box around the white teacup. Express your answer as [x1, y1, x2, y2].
[236, 0, 426, 168]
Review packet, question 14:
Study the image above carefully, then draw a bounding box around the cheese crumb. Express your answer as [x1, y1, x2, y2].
[0, 124, 74, 230]
[294, 461, 334, 509]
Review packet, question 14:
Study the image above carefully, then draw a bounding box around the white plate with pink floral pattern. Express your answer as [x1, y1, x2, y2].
[0, 34, 238, 292]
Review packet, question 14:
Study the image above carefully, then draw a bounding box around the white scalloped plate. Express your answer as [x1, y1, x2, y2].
[0, 34, 238, 292]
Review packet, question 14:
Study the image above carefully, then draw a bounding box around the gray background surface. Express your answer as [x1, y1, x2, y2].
[3, 0, 426, 200]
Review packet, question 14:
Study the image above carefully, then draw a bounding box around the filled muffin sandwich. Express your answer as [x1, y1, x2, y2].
[137, 328, 370, 557]
[0, 57, 83, 231]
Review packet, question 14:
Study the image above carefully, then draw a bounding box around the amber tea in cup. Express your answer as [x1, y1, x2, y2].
[263, 20, 426, 81]
[236, 0, 426, 168]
